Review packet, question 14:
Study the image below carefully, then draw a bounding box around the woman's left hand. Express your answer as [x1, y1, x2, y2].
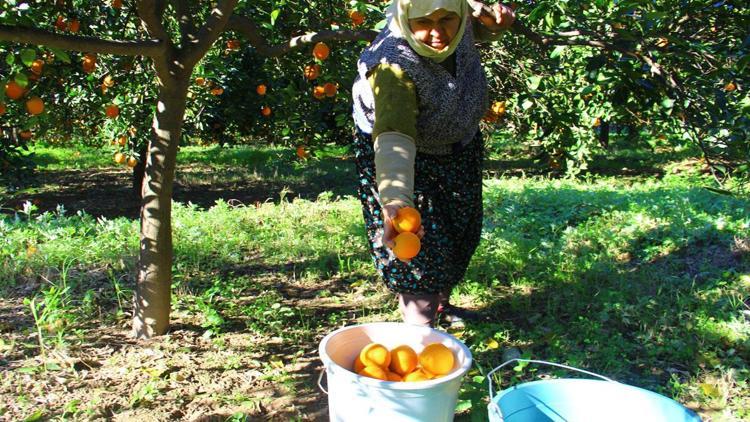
[469, 1, 516, 32]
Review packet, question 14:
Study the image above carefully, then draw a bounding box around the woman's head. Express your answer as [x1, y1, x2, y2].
[388, 0, 468, 63]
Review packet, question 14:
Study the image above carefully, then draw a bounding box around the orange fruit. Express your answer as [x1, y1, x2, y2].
[30, 59, 44, 75]
[226, 39, 241, 50]
[117, 135, 127, 146]
[5, 81, 25, 100]
[724, 82, 736, 92]
[55, 15, 66, 31]
[126, 157, 138, 168]
[418, 343, 455, 376]
[103, 75, 115, 87]
[312, 42, 330, 60]
[323, 82, 337, 97]
[19, 130, 33, 140]
[195, 77, 206, 86]
[68, 19, 80, 33]
[296, 145, 309, 159]
[210, 87, 224, 96]
[592, 117, 601, 128]
[360, 343, 391, 369]
[403, 369, 432, 382]
[256, 84, 267, 95]
[304, 64, 320, 81]
[82, 53, 96, 73]
[353, 355, 366, 373]
[112, 0, 122, 8]
[349, 10, 365, 26]
[0, 103, 5, 115]
[261, 106, 272, 117]
[25, 97, 44, 115]
[392, 207, 421, 233]
[105, 104, 119, 118]
[113, 152, 126, 164]
[386, 371, 403, 382]
[313, 85, 326, 99]
[491, 100, 506, 116]
[389, 345, 418, 376]
[358, 365, 388, 381]
[393, 232, 421, 260]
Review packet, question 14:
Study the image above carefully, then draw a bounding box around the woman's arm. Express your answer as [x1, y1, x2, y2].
[468, 0, 515, 40]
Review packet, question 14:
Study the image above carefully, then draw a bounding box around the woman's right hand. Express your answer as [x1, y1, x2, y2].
[382, 201, 425, 259]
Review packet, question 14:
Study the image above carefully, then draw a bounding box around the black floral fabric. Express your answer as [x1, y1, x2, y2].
[353, 131, 484, 294]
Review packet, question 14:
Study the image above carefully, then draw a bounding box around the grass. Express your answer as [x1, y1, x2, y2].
[1, 143, 749, 420]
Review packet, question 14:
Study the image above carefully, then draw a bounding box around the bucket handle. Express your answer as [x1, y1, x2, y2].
[317, 367, 328, 395]
[487, 358, 616, 402]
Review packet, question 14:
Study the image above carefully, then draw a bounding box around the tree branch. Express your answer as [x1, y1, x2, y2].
[136, 0, 170, 44]
[227, 15, 377, 57]
[172, 0, 196, 47]
[181, 0, 239, 68]
[0, 24, 164, 56]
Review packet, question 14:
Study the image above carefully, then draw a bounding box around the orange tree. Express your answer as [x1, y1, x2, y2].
[1, 0, 747, 339]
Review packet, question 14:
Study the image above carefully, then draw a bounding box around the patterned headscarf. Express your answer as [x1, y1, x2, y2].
[386, 0, 469, 63]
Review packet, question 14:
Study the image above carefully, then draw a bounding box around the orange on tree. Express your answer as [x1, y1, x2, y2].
[296, 145, 309, 159]
[392, 207, 421, 233]
[358, 365, 389, 381]
[360, 343, 391, 369]
[312, 42, 330, 60]
[323, 82, 338, 97]
[304, 64, 320, 81]
[210, 87, 224, 96]
[226, 39, 241, 50]
[103, 75, 115, 87]
[418, 343, 455, 376]
[113, 152, 126, 164]
[256, 84, 267, 95]
[349, 10, 365, 26]
[261, 106, 272, 117]
[55, 15, 66, 31]
[0, 103, 5, 115]
[195, 76, 206, 86]
[105, 104, 120, 118]
[19, 130, 33, 140]
[389, 345, 418, 376]
[592, 117, 602, 127]
[117, 135, 127, 146]
[30, 59, 44, 75]
[724, 82, 736, 92]
[313, 85, 326, 99]
[25, 97, 44, 115]
[5, 81, 25, 100]
[393, 231, 421, 260]
[68, 19, 80, 33]
[112, 0, 123, 8]
[491, 100, 506, 116]
[82, 53, 97, 73]
[126, 157, 138, 168]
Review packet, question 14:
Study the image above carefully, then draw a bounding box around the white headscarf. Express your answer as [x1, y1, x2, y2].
[386, 0, 468, 63]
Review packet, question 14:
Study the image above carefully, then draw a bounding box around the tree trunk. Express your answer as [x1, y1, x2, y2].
[132, 142, 147, 200]
[132, 78, 189, 339]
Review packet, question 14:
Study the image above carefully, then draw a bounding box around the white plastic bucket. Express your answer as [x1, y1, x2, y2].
[318, 322, 473, 422]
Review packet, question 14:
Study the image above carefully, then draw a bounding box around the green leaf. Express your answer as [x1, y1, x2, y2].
[550, 46, 566, 59]
[270, 9, 281, 25]
[48, 47, 71, 64]
[454, 399, 472, 412]
[522, 99, 534, 110]
[661, 98, 674, 109]
[528, 76, 542, 91]
[14, 73, 29, 88]
[20, 48, 36, 66]
[5, 53, 15, 66]
[24, 410, 45, 422]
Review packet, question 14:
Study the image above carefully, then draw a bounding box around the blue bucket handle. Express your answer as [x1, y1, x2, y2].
[487, 359, 617, 407]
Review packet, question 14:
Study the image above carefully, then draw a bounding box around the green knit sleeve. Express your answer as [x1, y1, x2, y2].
[368, 63, 418, 141]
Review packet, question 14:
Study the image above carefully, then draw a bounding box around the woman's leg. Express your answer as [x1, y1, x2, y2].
[398, 293, 441, 326]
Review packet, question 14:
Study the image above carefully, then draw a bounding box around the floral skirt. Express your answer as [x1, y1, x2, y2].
[353, 131, 484, 294]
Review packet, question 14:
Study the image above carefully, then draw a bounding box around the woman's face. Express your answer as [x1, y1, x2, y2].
[408, 8, 461, 51]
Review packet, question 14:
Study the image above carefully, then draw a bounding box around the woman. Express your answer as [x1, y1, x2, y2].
[351, 0, 515, 326]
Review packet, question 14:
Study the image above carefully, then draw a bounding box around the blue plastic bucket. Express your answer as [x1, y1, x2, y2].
[487, 359, 702, 422]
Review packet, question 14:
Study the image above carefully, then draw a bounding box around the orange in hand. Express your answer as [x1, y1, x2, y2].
[393, 232, 420, 260]
[392, 207, 421, 233]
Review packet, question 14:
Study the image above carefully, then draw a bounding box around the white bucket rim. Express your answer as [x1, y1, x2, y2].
[319, 322, 473, 391]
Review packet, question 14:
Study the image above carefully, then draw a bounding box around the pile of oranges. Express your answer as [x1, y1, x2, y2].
[352, 342, 455, 382]
[391, 207, 422, 260]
